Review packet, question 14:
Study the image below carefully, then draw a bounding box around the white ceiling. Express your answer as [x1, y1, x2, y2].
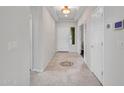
[47, 6, 86, 22]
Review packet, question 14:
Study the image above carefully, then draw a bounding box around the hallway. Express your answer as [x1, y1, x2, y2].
[1, 6, 124, 86]
[30, 52, 101, 86]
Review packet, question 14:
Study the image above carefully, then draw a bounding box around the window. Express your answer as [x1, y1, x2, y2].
[70, 27, 75, 45]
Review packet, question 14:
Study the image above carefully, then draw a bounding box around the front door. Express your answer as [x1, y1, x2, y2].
[57, 26, 70, 52]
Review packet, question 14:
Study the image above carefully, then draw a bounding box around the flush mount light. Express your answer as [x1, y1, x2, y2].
[61, 6, 71, 15]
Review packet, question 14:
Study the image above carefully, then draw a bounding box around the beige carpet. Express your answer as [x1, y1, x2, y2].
[30, 52, 101, 86]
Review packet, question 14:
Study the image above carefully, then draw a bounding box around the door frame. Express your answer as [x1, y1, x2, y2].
[78, 23, 86, 61]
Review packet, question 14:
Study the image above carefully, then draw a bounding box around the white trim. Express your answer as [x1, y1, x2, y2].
[31, 68, 43, 72]
[31, 53, 56, 73]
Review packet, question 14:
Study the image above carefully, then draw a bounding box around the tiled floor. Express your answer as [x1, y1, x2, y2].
[30, 52, 101, 86]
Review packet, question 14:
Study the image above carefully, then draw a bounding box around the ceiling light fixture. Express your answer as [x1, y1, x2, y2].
[62, 6, 71, 15]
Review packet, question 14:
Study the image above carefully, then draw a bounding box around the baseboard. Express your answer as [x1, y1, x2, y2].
[84, 63, 103, 86]
[31, 68, 43, 72]
[56, 51, 69, 53]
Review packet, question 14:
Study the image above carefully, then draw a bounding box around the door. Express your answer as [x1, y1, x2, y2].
[57, 24, 70, 51]
[90, 7, 104, 83]
[57, 22, 77, 52]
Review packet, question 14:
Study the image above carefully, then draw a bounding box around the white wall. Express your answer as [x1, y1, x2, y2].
[77, 7, 94, 66]
[78, 7, 104, 83]
[78, 6, 124, 85]
[89, 7, 104, 83]
[0, 7, 30, 85]
[31, 7, 42, 71]
[57, 21, 77, 52]
[104, 6, 124, 85]
[77, 7, 93, 57]
[32, 7, 56, 72]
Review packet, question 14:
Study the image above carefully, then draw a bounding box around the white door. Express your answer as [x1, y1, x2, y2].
[57, 25, 70, 51]
[90, 7, 104, 83]
[57, 22, 77, 52]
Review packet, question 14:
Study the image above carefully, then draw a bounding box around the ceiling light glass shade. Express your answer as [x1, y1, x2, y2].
[62, 6, 71, 15]
[64, 14, 68, 17]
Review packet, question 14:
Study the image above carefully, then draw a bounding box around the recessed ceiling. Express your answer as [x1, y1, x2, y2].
[47, 6, 86, 22]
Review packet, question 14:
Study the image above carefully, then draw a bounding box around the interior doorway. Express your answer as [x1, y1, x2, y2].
[80, 24, 85, 58]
